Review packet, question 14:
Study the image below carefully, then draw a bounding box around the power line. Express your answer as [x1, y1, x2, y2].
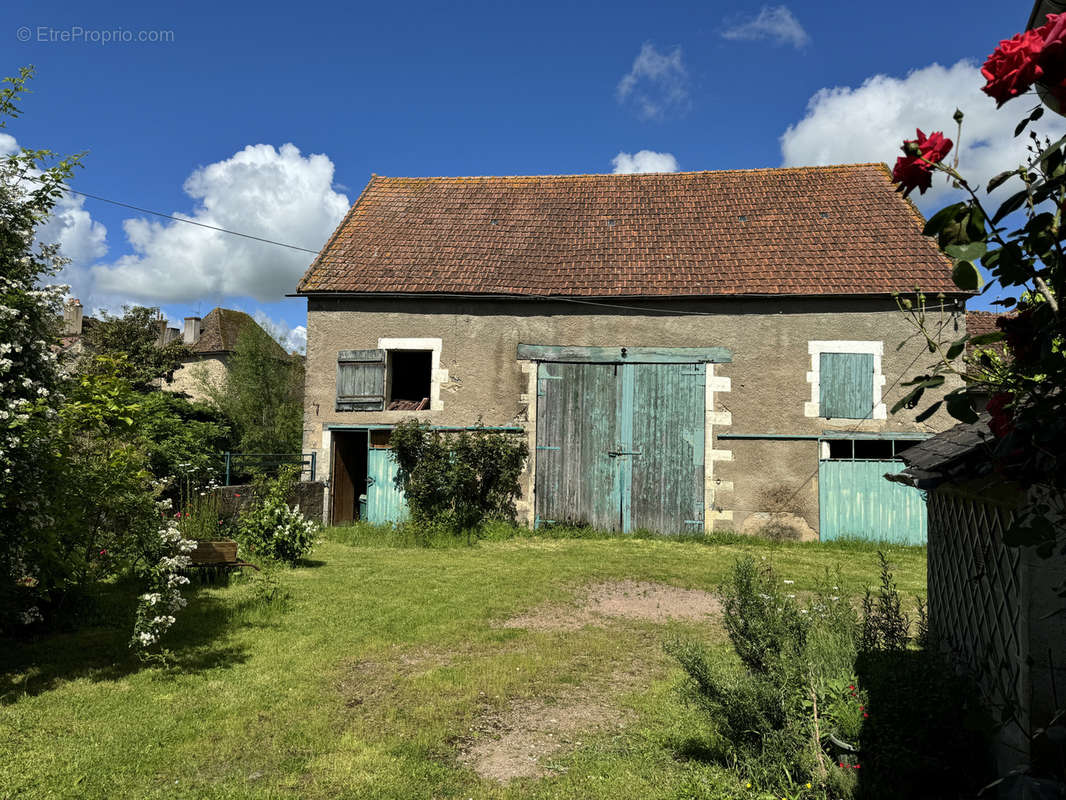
[17, 174, 322, 255]
[14, 174, 967, 318]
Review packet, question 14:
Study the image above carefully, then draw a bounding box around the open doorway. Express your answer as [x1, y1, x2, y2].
[331, 430, 368, 524]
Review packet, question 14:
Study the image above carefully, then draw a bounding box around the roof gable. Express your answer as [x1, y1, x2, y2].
[298, 164, 959, 298]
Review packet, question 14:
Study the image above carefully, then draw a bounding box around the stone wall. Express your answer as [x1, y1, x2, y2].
[302, 295, 965, 533]
[214, 481, 324, 522]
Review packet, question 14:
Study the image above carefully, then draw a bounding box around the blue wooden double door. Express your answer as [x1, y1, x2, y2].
[535, 362, 705, 533]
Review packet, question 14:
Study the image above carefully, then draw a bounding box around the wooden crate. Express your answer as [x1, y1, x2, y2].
[189, 540, 239, 564]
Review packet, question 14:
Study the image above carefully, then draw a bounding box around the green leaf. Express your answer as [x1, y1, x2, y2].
[951, 260, 983, 291]
[922, 202, 967, 237]
[946, 338, 967, 360]
[1031, 105, 1045, 123]
[945, 393, 979, 423]
[993, 242, 1032, 285]
[986, 169, 1018, 193]
[1041, 143, 1065, 176]
[945, 241, 987, 262]
[1016, 116, 1031, 137]
[915, 400, 943, 423]
[969, 331, 1005, 346]
[992, 189, 1029, 224]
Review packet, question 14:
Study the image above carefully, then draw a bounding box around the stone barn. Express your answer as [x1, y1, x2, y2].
[295, 165, 967, 537]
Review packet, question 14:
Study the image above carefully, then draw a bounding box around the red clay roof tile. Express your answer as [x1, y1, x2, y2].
[297, 164, 960, 297]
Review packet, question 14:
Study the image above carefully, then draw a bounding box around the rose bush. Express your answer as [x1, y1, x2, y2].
[892, 18, 1065, 551]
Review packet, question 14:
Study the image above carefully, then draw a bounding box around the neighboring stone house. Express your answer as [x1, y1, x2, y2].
[296, 165, 969, 536]
[166, 307, 284, 401]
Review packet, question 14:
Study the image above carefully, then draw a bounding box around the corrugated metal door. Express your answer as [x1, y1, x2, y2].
[818, 459, 927, 544]
[366, 448, 408, 524]
[535, 361, 704, 533]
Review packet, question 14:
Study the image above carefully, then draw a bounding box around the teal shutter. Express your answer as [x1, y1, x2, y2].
[820, 352, 874, 419]
[336, 349, 385, 411]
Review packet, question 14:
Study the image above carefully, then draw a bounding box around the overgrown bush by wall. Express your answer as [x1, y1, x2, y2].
[390, 420, 529, 539]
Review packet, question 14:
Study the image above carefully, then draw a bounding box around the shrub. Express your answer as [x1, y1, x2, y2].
[671, 553, 989, 798]
[236, 467, 317, 564]
[859, 551, 910, 653]
[130, 517, 195, 654]
[390, 420, 528, 539]
[668, 557, 861, 792]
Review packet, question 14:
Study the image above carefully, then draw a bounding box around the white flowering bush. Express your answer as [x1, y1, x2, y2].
[0, 67, 80, 631]
[236, 468, 318, 565]
[130, 519, 195, 651]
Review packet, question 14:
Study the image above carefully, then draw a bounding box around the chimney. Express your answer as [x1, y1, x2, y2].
[183, 316, 202, 345]
[164, 327, 181, 346]
[62, 298, 84, 336]
[156, 315, 168, 347]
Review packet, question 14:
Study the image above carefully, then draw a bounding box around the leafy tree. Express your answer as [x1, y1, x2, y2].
[81, 305, 188, 392]
[889, 16, 1066, 553]
[137, 391, 234, 493]
[0, 67, 81, 629]
[48, 357, 162, 600]
[204, 323, 303, 455]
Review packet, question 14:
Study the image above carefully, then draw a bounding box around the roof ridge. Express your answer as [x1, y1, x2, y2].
[370, 163, 889, 181]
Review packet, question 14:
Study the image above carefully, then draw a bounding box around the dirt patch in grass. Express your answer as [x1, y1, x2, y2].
[456, 665, 649, 782]
[500, 580, 722, 632]
[335, 644, 458, 710]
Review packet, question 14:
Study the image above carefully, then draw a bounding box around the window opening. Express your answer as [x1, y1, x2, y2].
[386, 350, 432, 410]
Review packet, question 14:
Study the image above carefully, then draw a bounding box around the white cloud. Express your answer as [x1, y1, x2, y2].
[780, 60, 1066, 208]
[616, 43, 690, 120]
[92, 143, 349, 303]
[252, 310, 307, 354]
[722, 6, 810, 48]
[2, 132, 109, 296]
[611, 150, 680, 174]
[37, 191, 109, 265]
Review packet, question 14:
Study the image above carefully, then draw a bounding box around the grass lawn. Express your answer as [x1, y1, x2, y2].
[0, 530, 926, 800]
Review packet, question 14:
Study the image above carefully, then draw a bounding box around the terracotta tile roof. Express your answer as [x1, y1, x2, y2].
[297, 164, 961, 298]
[965, 310, 1011, 358]
[189, 308, 284, 356]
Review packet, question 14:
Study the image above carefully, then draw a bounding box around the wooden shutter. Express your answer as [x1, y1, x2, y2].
[336, 349, 385, 411]
[820, 352, 874, 419]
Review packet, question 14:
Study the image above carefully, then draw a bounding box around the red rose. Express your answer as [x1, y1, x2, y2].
[891, 130, 953, 198]
[982, 29, 1045, 106]
[1037, 14, 1066, 89]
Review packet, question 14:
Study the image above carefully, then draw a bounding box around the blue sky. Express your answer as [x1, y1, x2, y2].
[4, 0, 1050, 348]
